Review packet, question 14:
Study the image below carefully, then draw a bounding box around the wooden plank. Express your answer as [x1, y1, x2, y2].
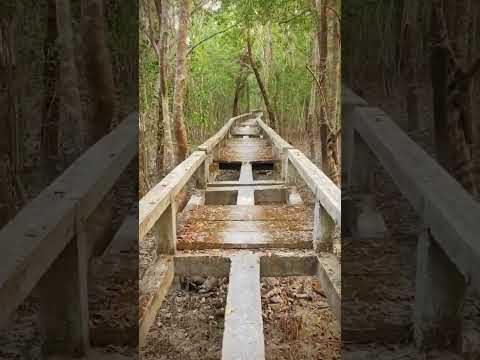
[288, 149, 341, 225]
[353, 106, 480, 292]
[139, 151, 206, 240]
[177, 231, 313, 250]
[174, 255, 231, 277]
[238, 163, 255, 205]
[260, 254, 318, 277]
[317, 252, 341, 323]
[231, 126, 260, 137]
[184, 205, 312, 221]
[139, 256, 174, 347]
[207, 180, 284, 187]
[206, 184, 286, 193]
[222, 254, 265, 360]
[0, 113, 138, 328]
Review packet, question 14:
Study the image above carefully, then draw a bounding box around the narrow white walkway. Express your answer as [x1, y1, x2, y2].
[222, 254, 265, 360]
[237, 162, 255, 205]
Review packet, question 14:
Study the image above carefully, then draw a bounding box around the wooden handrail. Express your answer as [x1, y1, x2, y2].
[288, 149, 341, 225]
[351, 105, 480, 291]
[139, 151, 206, 240]
[0, 113, 138, 327]
[256, 117, 341, 225]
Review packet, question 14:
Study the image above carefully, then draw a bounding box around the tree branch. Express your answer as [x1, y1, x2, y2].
[278, 9, 310, 24]
[449, 56, 480, 92]
[187, 22, 240, 57]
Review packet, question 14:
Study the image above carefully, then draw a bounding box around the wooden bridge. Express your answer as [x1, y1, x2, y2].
[343, 87, 480, 354]
[139, 111, 341, 358]
[0, 113, 138, 358]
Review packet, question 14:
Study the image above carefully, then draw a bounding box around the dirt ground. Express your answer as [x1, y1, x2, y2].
[262, 277, 340, 360]
[141, 275, 340, 360]
[141, 276, 229, 360]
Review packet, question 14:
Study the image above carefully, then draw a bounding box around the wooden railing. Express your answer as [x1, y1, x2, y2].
[342, 86, 480, 349]
[256, 118, 341, 251]
[0, 113, 138, 355]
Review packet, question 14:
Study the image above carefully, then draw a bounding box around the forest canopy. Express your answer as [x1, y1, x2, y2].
[139, 0, 341, 195]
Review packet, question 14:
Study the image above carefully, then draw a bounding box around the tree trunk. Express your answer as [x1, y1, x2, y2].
[0, 16, 17, 225]
[307, 84, 317, 161]
[154, 0, 175, 173]
[403, 0, 420, 131]
[172, 0, 191, 163]
[232, 70, 247, 117]
[41, 0, 59, 183]
[56, 0, 84, 168]
[246, 36, 277, 130]
[315, 0, 329, 172]
[431, 0, 477, 196]
[82, 0, 115, 146]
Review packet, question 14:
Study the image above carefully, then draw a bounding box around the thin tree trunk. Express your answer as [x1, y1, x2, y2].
[82, 0, 115, 146]
[172, 0, 191, 163]
[403, 0, 420, 131]
[154, 0, 175, 172]
[232, 70, 247, 117]
[41, 0, 59, 183]
[0, 16, 17, 225]
[56, 0, 84, 168]
[246, 36, 277, 130]
[315, 0, 329, 172]
[431, 0, 477, 196]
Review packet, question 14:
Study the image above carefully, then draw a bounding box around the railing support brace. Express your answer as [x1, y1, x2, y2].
[414, 230, 466, 351]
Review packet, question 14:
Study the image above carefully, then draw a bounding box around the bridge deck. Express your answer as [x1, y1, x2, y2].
[179, 120, 313, 251]
[139, 113, 341, 359]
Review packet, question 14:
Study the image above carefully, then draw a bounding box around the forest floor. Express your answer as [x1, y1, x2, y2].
[342, 83, 480, 358]
[140, 274, 340, 360]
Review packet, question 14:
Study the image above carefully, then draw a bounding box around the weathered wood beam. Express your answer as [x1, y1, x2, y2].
[352, 106, 480, 293]
[288, 149, 341, 225]
[139, 151, 206, 240]
[317, 252, 341, 323]
[207, 180, 284, 187]
[139, 256, 174, 348]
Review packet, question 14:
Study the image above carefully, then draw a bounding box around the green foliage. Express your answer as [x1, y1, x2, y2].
[140, 0, 319, 143]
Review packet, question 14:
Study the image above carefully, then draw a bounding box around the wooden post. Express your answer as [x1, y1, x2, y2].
[38, 229, 90, 357]
[313, 201, 335, 252]
[195, 159, 208, 189]
[414, 230, 466, 351]
[153, 202, 176, 255]
[286, 159, 296, 186]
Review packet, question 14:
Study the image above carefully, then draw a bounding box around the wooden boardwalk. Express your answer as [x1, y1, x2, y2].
[139, 111, 341, 358]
